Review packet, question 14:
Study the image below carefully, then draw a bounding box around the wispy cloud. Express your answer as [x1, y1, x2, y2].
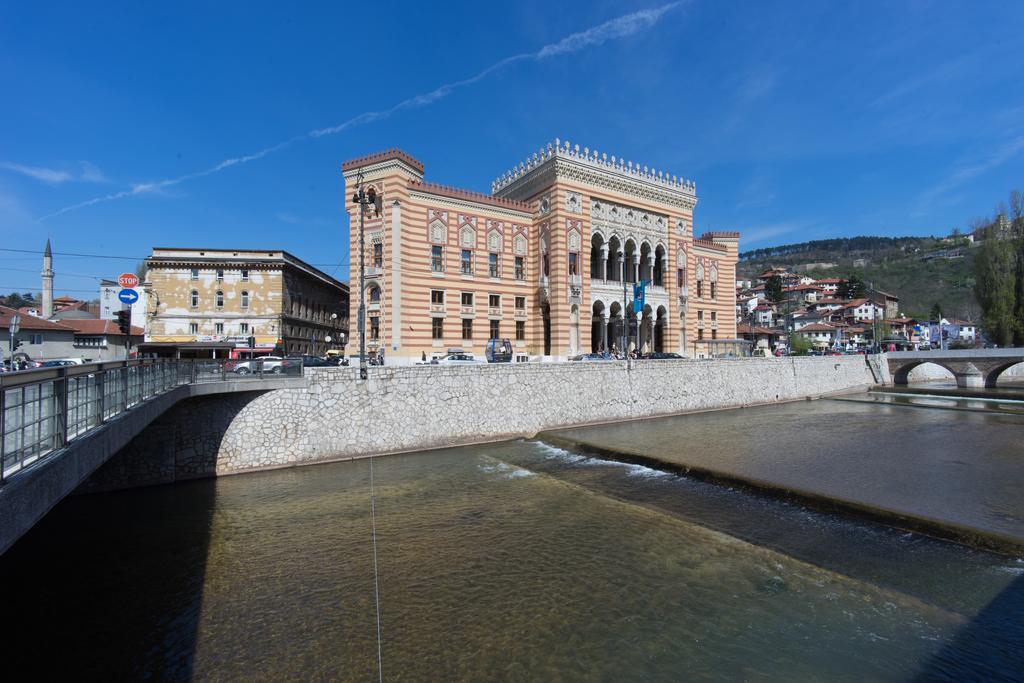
[869, 52, 978, 110]
[912, 135, 1024, 217]
[78, 161, 107, 183]
[276, 212, 302, 225]
[41, 2, 686, 221]
[0, 162, 74, 184]
[0, 160, 109, 185]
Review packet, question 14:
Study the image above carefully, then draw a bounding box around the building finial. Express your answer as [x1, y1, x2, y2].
[44, 238, 52, 258]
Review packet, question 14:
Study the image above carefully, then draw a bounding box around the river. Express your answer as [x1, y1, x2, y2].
[1, 396, 1021, 680]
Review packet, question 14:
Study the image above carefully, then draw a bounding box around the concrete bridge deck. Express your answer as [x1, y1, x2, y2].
[0, 359, 305, 555]
[887, 348, 1024, 388]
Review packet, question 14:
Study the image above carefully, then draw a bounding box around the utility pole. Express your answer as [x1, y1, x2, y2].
[351, 170, 382, 381]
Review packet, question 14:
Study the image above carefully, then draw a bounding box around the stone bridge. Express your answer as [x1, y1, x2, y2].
[887, 348, 1024, 388]
[0, 359, 305, 555]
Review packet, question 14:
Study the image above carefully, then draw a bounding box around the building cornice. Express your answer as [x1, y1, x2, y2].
[409, 187, 533, 220]
[493, 139, 698, 211]
[342, 148, 424, 175]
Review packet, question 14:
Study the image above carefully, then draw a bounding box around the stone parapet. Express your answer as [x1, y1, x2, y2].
[93, 357, 875, 490]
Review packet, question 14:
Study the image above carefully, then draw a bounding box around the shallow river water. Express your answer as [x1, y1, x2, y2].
[2, 403, 1022, 680]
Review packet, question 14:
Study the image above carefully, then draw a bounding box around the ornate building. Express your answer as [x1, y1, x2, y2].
[342, 141, 739, 363]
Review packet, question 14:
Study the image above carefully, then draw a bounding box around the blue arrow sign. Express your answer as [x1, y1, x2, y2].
[118, 288, 139, 305]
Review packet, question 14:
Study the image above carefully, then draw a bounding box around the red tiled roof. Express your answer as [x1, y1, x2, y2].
[0, 305, 73, 331]
[799, 323, 836, 332]
[59, 318, 144, 336]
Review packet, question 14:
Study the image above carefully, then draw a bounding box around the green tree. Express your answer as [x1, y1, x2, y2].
[764, 275, 784, 305]
[837, 275, 867, 299]
[929, 303, 943, 322]
[788, 332, 811, 356]
[974, 221, 1018, 346]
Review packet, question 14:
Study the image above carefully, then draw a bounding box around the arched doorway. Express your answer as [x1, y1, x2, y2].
[653, 245, 666, 286]
[590, 233, 606, 282]
[591, 301, 606, 353]
[609, 301, 623, 354]
[639, 242, 653, 283]
[624, 239, 637, 283]
[655, 306, 667, 352]
[607, 236, 622, 282]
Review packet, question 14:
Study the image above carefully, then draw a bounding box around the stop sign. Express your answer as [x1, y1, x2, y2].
[118, 272, 139, 289]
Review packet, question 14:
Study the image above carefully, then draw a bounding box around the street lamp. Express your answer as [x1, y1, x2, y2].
[351, 171, 382, 380]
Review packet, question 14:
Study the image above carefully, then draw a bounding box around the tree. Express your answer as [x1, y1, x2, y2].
[764, 275, 784, 305]
[837, 275, 867, 299]
[135, 261, 147, 281]
[788, 332, 811, 356]
[929, 303, 943, 322]
[973, 189, 1024, 346]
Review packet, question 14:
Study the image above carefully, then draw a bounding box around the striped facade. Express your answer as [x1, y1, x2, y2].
[343, 142, 739, 364]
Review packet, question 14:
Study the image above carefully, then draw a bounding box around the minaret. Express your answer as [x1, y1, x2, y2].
[41, 239, 54, 318]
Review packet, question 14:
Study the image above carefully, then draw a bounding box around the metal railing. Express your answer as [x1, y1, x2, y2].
[0, 358, 302, 484]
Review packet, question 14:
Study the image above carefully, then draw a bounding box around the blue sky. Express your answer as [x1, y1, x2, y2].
[2, 0, 1022, 298]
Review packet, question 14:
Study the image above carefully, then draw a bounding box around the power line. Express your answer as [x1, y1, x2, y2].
[0, 247, 144, 260]
[1, 267, 105, 280]
[0, 249, 351, 267]
[0, 285, 98, 294]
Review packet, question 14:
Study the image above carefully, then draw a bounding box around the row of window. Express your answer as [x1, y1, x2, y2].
[696, 310, 718, 341]
[694, 280, 717, 299]
[188, 322, 251, 335]
[429, 318, 526, 341]
[429, 290, 527, 310]
[191, 290, 251, 309]
[190, 268, 250, 281]
[430, 246, 528, 280]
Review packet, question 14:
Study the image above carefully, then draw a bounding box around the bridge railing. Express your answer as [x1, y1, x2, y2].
[0, 358, 302, 483]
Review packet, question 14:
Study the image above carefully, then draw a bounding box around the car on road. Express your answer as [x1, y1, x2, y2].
[232, 356, 288, 374]
[434, 353, 480, 365]
[643, 352, 684, 360]
[41, 359, 79, 367]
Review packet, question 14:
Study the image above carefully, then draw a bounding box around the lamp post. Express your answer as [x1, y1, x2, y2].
[351, 171, 382, 380]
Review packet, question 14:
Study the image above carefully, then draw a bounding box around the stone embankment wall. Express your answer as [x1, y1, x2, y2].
[86, 357, 874, 489]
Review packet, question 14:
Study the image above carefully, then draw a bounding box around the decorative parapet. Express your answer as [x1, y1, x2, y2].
[491, 138, 697, 197]
[700, 231, 740, 240]
[342, 148, 424, 175]
[408, 180, 532, 212]
[693, 239, 728, 253]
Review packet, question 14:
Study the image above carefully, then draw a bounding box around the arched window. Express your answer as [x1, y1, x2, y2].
[241, 291, 250, 308]
[216, 290, 224, 308]
[369, 286, 381, 302]
[190, 290, 199, 308]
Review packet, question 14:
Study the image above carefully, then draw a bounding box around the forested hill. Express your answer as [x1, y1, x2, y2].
[738, 235, 978, 320]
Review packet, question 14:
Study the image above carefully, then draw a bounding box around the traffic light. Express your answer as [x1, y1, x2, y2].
[116, 309, 131, 335]
[247, 335, 256, 349]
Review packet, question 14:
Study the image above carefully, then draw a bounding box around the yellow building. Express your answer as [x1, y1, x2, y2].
[144, 248, 348, 357]
[343, 141, 739, 363]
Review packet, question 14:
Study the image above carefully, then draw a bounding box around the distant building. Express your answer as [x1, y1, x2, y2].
[144, 248, 349, 358]
[2, 304, 76, 362]
[60, 318, 144, 361]
[100, 279, 148, 325]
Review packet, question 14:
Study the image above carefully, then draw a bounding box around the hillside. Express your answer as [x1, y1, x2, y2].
[738, 236, 978, 320]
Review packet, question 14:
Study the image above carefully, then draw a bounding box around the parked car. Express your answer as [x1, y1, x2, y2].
[41, 359, 78, 367]
[643, 352, 683, 360]
[577, 353, 613, 361]
[232, 356, 287, 374]
[297, 355, 329, 367]
[434, 353, 480, 365]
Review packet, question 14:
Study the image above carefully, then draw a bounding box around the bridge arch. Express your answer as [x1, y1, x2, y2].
[891, 360, 956, 386]
[986, 360, 1024, 388]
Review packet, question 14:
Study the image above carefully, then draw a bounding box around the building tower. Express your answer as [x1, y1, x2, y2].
[41, 238, 54, 318]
